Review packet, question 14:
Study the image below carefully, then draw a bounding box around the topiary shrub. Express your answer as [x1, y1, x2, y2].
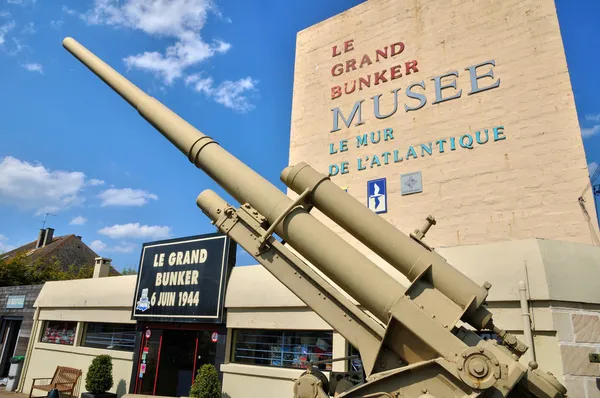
[85, 355, 114, 395]
[189, 364, 221, 398]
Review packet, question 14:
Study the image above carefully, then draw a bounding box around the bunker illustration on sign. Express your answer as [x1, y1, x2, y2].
[136, 288, 150, 312]
[401, 171, 423, 196]
[367, 178, 387, 214]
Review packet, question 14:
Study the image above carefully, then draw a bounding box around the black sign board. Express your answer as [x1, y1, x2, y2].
[131, 233, 236, 324]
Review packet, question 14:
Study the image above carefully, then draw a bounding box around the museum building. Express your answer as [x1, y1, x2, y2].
[12, 0, 600, 397]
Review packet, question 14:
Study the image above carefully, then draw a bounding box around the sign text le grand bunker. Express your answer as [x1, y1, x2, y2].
[152, 248, 208, 287]
[329, 39, 501, 133]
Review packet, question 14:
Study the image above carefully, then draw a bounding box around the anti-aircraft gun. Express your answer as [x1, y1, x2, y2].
[62, 37, 569, 398]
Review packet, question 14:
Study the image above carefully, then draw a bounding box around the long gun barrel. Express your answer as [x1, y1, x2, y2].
[61, 35, 492, 331]
[62, 37, 568, 398]
[61, 37, 405, 323]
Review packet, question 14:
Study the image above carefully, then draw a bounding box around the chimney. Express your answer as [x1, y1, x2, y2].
[93, 257, 112, 278]
[36, 229, 47, 249]
[43, 228, 55, 247]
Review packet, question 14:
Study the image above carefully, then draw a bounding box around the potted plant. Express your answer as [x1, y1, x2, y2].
[82, 355, 116, 398]
[189, 364, 221, 398]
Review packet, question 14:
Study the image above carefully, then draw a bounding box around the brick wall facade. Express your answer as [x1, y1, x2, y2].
[288, 0, 598, 250]
[0, 285, 43, 358]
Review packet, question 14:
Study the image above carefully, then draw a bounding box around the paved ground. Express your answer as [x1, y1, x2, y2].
[0, 388, 27, 398]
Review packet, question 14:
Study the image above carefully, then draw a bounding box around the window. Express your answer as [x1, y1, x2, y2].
[348, 344, 363, 373]
[82, 323, 136, 352]
[231, 329, 333, 370]
[41, 321, 77, 345]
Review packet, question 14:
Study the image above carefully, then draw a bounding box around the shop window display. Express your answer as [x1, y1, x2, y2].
[231, 329, 333, 370]
[40, 321, 77, 345]
[82, 322, 136, 352]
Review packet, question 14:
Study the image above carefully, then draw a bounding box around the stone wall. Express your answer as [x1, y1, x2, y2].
[554, 307, 600, 397]
[0, 285, 43, 357]
[288, 0, 599, 251]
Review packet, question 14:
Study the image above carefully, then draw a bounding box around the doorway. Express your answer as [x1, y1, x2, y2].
[133, 326, 226, 396]
[155, 330, 197, 397]
[0, 318, 22, 377]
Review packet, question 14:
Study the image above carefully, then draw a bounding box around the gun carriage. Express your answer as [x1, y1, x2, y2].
[61, 37, 568, 398]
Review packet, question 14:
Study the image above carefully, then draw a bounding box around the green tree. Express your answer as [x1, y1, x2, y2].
[85, 355, 114, 394]
[189, 364, 221, 398]
[0, 252, 94, 287]
[120, 267, 138, 275]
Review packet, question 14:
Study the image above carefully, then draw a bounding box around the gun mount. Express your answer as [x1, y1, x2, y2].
[62, 37, 568, 398]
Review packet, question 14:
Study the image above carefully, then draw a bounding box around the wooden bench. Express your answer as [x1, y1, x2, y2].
[29, 366, 82, 398]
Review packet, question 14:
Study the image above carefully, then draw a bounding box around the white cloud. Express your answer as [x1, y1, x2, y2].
[90, 239, 136, 253]
[212, 77, 258, 112]
[582, 113, 600, 139]
[20, 22, 34, 34]
[123, 37, 230, 85]
[186, 74, 258, 112]
[0, 156, 87, 215]
[0, 234, 15, 253]
[185, 73, 212, 93]
[98, 223, 172, 240]
[90, 239, 107, 252]
[10, 37, 26, 54]
[98, 187, 158, 207]
[80, 0, 230, 85]
[6, 0, 36, 5]
[586, 114, 600, 123]
[0, 20, 15, 46]
[89, 178, 105, 186]
[21, 62, 43, 73]
[50, 20, 64, 30]
[62, 5, 76, 15]
[0, 18, 33, 56]
[589, 162, 598, 176]
[72, 0, 256, 111]
[582, 125, 600, 139]
[69, 216, 87, 225]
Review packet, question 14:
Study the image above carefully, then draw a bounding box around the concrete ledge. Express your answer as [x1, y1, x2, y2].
[220, 363, 329, 381]
[34, 342, 133, 361]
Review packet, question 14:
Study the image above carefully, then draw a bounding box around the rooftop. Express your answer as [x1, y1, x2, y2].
[1, 228, 120, 276]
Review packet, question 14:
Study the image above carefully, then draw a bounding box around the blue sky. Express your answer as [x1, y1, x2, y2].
[0, 0, 598, 272]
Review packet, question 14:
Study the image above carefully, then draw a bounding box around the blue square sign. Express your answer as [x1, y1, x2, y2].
[367, 178, 387, 214]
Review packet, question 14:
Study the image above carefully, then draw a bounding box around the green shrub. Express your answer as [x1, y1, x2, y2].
[189, 364, 221, 398]
[85, 355, 114, 394]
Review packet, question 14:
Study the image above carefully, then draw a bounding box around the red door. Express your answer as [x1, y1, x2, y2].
[134, 327, 224, 396]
